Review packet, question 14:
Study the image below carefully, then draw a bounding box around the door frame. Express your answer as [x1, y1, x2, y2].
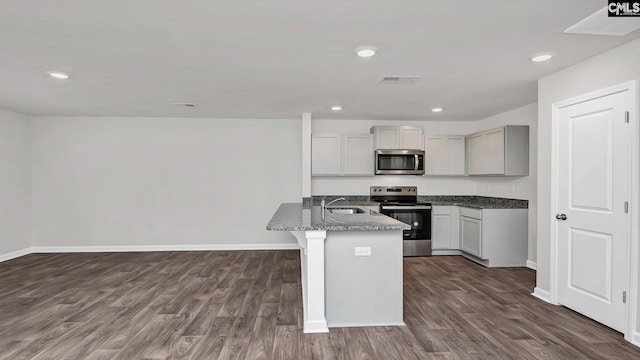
[550, 80, 639, 344]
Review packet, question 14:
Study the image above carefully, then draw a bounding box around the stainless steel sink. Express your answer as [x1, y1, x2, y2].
[327, 207, 365, 215]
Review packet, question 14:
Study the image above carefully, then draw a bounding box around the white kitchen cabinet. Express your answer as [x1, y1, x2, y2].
[466, 125, 528, 176]
[432, 206, 452, 249]
[312, 134, 342, 176]
[424, 135, 465, 175]
[343, 135, 374, 175]
[312, 134, 374, 176]
[398, 127, 423, 149]
[373, 127, 398, 149]
[460, 210, 483, 258]
[371, 126, 424, 150]
[458, 207, 528, 267]
[431, 206, 461, 250]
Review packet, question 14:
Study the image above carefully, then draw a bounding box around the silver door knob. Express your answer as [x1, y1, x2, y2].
[556, 213, 567, 220]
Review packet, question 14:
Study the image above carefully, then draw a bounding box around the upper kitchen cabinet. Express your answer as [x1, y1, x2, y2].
[312, 134, 342, 176]
[424, 135, 465, 175]
[466, 125, 529, 176]
[370, 126, 424, 150]
[343, 135, 375, 175]
[312, 134, 374, 176]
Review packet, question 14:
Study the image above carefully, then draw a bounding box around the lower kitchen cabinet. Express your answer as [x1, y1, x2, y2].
[431, 205, 527, 267]
[459, 207, 528, 267]
[460, 210, 483, 257]
[431, 206, 460, 250]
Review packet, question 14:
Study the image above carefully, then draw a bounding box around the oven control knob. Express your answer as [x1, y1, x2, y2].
[413, 222, 419, 226]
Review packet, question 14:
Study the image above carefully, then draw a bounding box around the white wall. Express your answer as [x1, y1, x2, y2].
[31, 117, 300, 248]
[312, 106, 538, 263]
[537, 38, 640, 297]
[0, 108, 31, 258]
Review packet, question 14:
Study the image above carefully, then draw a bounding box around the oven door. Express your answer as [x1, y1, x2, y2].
[375, 150, 424, 175]
[379, 205, 432, 256]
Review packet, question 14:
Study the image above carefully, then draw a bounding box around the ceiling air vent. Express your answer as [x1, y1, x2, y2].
[171, 102, 196, 108]
[565, 7, 640, 36]
[380, 76, 420, 84]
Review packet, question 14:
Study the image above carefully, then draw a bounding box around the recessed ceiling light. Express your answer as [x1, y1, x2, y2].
[431, 107, 444, 113]
[354, 45, 377, 58]
[331, 105, 342, 111]
[529, 51, 555, 63]
[46, 71, 70, 79]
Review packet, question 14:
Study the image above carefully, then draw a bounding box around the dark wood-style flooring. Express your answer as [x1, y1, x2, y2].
[0, 251, 638, 359]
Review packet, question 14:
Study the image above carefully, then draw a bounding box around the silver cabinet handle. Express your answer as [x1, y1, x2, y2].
[556, 213, 567, 220]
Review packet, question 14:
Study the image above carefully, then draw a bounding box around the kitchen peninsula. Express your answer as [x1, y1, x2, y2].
[267, 203, 410, 333]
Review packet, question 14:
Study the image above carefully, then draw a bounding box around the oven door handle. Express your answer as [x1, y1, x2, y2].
[381, 205, 432, 210]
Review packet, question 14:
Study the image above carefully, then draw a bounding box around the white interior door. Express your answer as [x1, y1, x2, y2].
[556, 90, 630, 332]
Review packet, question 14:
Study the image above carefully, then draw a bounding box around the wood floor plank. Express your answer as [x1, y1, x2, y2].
[272, 325, 298, 360]
[1, 252, 639, 360]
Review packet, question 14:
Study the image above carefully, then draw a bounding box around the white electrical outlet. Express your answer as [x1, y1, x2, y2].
[355, 247, 372, 257]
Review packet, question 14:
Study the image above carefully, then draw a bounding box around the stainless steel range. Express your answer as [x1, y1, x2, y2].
[371, 186, 432, 257]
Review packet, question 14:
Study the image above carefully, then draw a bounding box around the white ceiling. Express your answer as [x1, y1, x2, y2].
[0, 0, 639, 121]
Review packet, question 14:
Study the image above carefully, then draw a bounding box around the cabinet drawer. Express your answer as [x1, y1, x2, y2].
[432, 206, 451, 215]
[460, 207, 482, 219]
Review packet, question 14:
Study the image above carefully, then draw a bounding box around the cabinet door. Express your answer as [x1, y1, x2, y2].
[312, 135, 342, 175]
[398, 127, 424, 150]
[424, 136, 447, 175]
[432, 206, 452, 249]
[447, 137, 466, 175]
[467, 133, 485, 175]
[449, 206, 461, 249]
[460, 216, 482, 258]
[483, 128, 505, 174]
[344, 135, 374, 176]
[375, 128, 398, 149]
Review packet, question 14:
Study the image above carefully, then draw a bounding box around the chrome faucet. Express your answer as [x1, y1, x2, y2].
[321, 197, 346, 211]
[321, 197, 346, 221]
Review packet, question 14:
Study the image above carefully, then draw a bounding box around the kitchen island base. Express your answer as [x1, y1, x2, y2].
[291, 229, 404, 332]
[324, 230, 404, 328]
[267, 203, 410, 334]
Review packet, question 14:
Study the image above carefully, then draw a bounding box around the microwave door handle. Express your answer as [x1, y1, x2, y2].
[414, 154, 419, 171]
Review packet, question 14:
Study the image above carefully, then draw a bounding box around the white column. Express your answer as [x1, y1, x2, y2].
[301, 113, 312, 198]
[303, 230, 328, 333]
[291, 230, 329, 333]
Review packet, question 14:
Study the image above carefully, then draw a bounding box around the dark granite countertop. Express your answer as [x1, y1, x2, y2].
[266, 203, 411, 231]
[307, 195, 528, 209]
[420, 196, 528, 209]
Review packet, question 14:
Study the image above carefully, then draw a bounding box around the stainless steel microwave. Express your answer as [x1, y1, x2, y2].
[375, 149, 425, 175]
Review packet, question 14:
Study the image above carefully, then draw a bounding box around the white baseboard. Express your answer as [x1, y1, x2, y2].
[303, 319, 329, 334]
[328, 321, 406, 328]
[432, 249, 463, 256]
[30, 243, 300, 253]
[526, 260, 537, 270]
[1, 243, 300, 262]
[630, 331, 640, 348]
[0, 244, 300, 262]
[531, 287, 552, 304]
[0, 247, 32, 262]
